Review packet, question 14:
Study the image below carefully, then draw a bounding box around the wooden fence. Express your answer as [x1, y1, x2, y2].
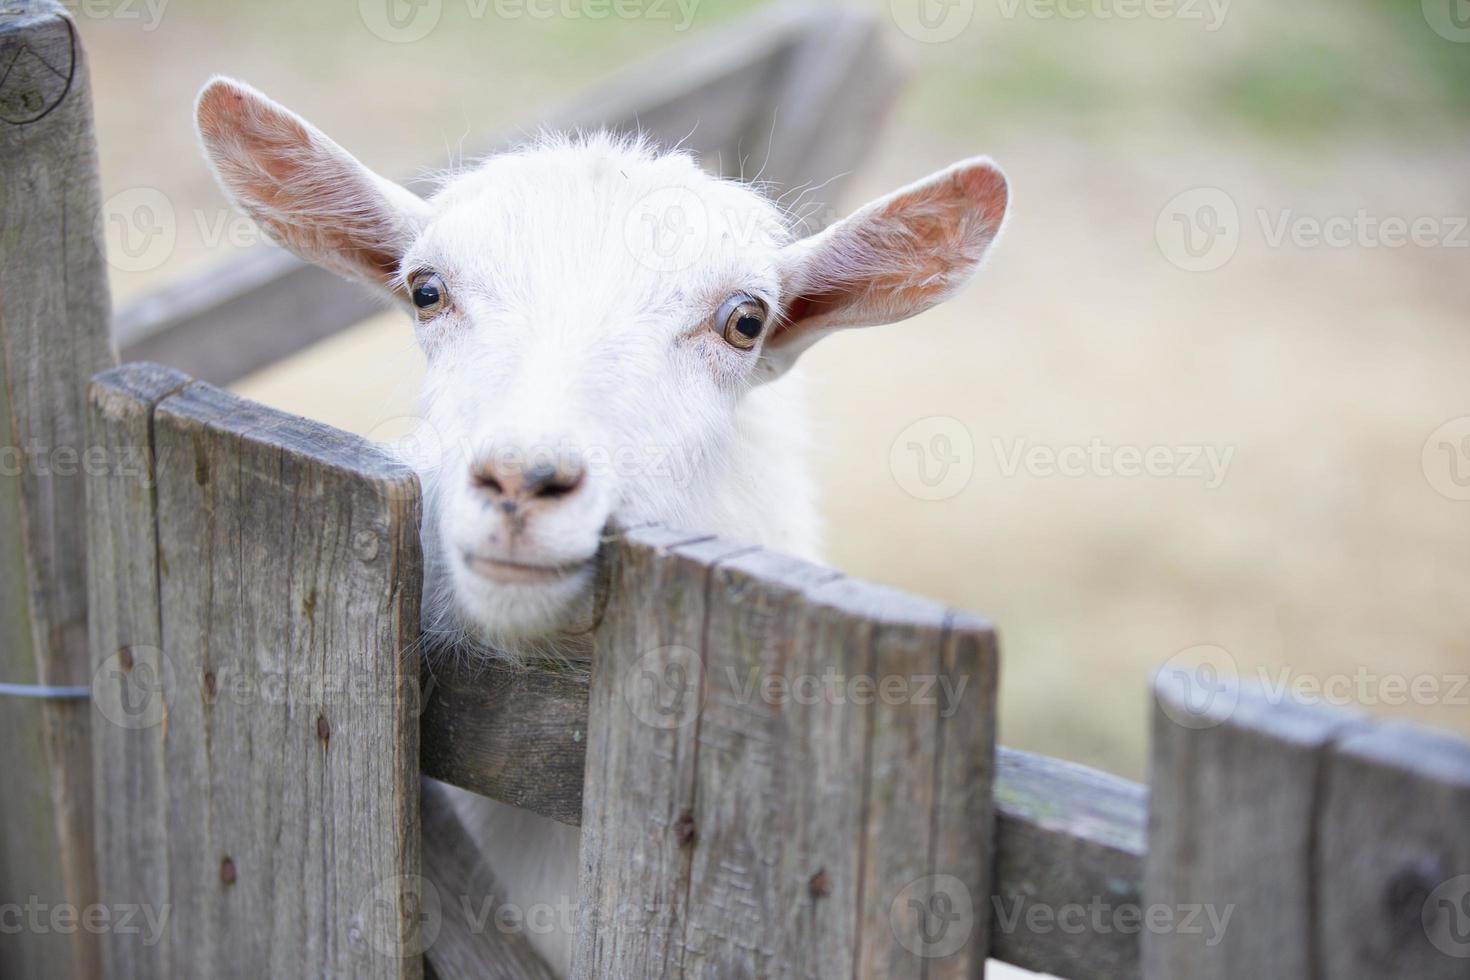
[2, 2, 1469, 979]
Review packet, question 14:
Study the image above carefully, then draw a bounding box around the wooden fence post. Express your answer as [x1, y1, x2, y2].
[1316, 723, 1470, 979]
[1144, 674, 1365, 979]
[0, 2, 116, 976]
[573, 527, 998, 979]
[86, 369, 425, 979]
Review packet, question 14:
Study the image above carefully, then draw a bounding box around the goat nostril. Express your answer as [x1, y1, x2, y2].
[524, 462, 585, 500]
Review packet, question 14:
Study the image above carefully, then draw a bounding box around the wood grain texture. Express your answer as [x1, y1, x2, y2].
[571, 527, 998, 980]
[992, 747, 1147, 980]
[1144, 676, 1368, 980]
[85, 363, 191, 980]
[420, 662, 589, 827]
[114, 6, 902, 384]
[0, 2, 116, 976]
[129, 380, 425, 979]
[1317, 723, 1470, 979]
[420, 779, 559, 980]
[420, 657, 1157, 978]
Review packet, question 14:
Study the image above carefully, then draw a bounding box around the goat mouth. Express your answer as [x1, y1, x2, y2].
[461, 552, 592, 586]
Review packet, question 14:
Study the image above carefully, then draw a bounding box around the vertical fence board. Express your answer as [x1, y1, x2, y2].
[574, 529, 998, 979]
[678, 549, 842, 979]
[572, 528, 739, 979]
[1144, 676, 1366, 980]
[0, 2, 116, 976]
[134, 381, 423, 979]
[85, 364, 190, 980]
[1317, 724, 1470, 979]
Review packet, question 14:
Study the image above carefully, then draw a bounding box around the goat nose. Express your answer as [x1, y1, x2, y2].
[471, 456, 586, 504]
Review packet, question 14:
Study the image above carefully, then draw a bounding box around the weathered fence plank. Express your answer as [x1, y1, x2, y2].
[0, 2, 116, 976]
[571, 527, 998, 979]
[420, 651, 1158, 978]
[85, 364, 190, 980]
[420, 779, 559, 980]
[1143, 674, 1368, 980]
[83, 370, 426, 978]
[420, 663, 588, 827]
[992, 746, 1146, 980]
[1317, 723, 1470, 979]
[113, 5, 901, 384]
[572, 528, 738, 979]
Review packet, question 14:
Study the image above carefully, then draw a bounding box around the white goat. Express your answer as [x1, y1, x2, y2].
[195, 76, 1008, 975]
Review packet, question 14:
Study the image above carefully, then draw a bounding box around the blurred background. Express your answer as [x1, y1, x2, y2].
[84, 0, 1469, 789]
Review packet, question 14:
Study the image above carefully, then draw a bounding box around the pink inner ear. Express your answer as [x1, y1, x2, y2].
[775, 161, 1009, 346]
[197, 81, 405, 287]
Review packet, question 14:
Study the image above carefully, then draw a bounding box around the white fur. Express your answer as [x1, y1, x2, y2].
[195, 78, 1007, 976]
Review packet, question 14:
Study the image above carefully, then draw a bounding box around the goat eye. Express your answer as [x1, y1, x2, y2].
[409, 272, 447, 317]
[717, 294, 767, 350]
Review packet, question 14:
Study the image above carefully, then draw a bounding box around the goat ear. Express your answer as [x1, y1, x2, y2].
[764, 158, 1008, 372]
[194, 77, 429, 293]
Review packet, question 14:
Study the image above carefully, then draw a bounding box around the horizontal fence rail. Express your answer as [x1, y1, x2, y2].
[422, 658, 1146, 980]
